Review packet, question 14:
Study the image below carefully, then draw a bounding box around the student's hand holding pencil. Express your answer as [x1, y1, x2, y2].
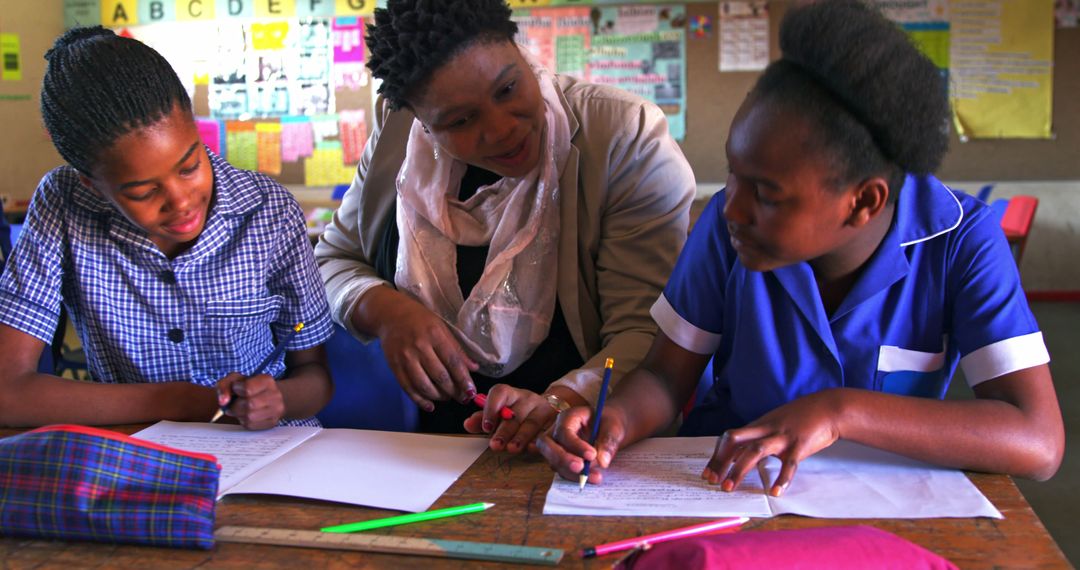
[537, 402, 629, 486]
[215, 373, 286, 430]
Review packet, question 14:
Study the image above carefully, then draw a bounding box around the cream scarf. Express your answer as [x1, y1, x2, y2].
[393, 49, 571, 377]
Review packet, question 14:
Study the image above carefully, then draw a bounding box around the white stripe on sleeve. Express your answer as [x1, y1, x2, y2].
[960, 331, 1050, 387]
[650, 294, 722, 356]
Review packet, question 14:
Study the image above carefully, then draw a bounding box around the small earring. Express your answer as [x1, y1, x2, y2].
[433, 144, 439, 161]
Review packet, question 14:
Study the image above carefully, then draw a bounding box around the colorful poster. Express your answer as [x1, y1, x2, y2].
[332, 17, 364, 63]
[101, 0, 138, 26]
[589, 5, 687, 140]
[225, 120, 258, 171]
[304, 141, 355, 186]
[256, 121, 283, 175]
[948, 0, 1053, 139]
[196, 118, 224, 155]
[718, 1, 768, 72]
[513, 7, 592, 78]
[281, 116, 315, 162]
[139, 0, 177, 24]
[0, 34, 23, 82]
[252, 21, 290, 51]
[338, 109, 368, 165]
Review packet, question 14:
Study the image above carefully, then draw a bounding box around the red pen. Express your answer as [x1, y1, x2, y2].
[472, 393, 515, 420]
[580, 516, 749, 558]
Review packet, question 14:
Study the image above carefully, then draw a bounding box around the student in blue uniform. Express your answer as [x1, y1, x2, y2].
[540, 0, 1064, 492]
[0, 27, 333, 429]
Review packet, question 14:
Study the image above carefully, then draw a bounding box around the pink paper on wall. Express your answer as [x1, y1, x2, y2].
[196, 118, 222, 155]
[338, 110, 368, 166]
[332, 17, 364, 64]
[281, 117, 315, 163]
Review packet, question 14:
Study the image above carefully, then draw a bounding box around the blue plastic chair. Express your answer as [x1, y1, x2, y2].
[317, 324, 418, 431]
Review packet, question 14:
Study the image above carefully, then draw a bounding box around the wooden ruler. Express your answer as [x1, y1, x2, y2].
[214, 526, 564, 566]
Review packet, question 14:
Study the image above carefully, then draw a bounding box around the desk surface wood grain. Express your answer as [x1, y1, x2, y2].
[0, 427, 1069, 569]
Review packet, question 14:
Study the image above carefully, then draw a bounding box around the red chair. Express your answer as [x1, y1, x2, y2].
[999, 195, 1038, 266]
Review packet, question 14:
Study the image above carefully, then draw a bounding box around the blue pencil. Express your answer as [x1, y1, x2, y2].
[580, 358, 614, 490]
[210, 322, 304, 423]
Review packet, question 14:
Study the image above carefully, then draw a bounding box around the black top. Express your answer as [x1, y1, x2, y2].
[374, 165, 583, 433]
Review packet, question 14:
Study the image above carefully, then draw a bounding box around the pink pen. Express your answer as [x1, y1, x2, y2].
[580, 516, 749, 558]
[472, 393, 515, 420]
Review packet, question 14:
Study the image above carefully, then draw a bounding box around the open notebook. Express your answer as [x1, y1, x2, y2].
[544, 437, 1002, 519]
[134, 421, 488, 513]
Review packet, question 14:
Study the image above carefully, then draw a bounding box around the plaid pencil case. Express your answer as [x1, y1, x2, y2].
[0, 424, 220, 549]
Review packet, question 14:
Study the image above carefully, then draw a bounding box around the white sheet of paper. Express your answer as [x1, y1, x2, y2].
[543, 437, 1002, 519]
[134, 421, 320, 496]
[764, 442, 1002, 519]
[544, 437, 772, 517]
[133, 422, 488, 512]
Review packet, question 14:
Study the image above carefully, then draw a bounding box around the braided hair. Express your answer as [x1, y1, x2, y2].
[40, 26, 192, 175]
[365, 0, 519, 110]
[750, 0, 950, 197]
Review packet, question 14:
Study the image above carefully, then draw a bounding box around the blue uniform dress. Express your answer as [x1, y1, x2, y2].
[0, 151, 332, 426]
[653, 175, 1049, 436]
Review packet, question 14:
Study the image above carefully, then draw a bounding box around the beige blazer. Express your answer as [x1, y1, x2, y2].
[315, 75, 696, 404]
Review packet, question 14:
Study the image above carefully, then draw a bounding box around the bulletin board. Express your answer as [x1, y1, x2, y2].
[4, 1, 1080, 211]
[80, 0, 1080, 188]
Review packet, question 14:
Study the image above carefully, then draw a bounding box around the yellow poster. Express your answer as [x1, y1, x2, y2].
[335, 0, 375, 16]
[949, 0, 1053, 139]
[255, 122, 283, 175]
[0, 34, 22, 81]
[252, 21, 290, 50]
[102, 0, 139, 26]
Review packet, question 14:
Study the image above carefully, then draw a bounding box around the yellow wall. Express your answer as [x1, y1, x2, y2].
[0, 2, 63, 209]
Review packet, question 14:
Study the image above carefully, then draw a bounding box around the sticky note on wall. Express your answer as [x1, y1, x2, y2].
[0, 34, 22, 81]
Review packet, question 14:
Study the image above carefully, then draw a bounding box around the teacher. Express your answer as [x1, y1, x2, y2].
[315, 0, 695, 450]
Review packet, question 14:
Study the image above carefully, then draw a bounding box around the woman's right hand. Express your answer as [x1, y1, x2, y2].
[537, 403, 629, 485]
[364, 287, 479, 412]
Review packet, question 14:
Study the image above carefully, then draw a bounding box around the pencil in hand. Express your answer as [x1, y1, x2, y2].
[580, 358, 614, 491]
[211, 322, 304, 423]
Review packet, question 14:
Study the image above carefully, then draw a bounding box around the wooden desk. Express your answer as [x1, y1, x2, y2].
[0, 427, 1069, 569]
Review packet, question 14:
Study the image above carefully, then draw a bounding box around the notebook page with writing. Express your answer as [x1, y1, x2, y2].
[543, 437, 1001, 519]
[133, 421, 320, 498]
[543, 437, 773, 517]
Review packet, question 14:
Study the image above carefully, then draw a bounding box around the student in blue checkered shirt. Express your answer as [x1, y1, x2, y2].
[0, 27, 333, 429]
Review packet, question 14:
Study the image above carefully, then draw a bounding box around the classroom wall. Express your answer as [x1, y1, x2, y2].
[681, 2, 1080, 183]
[0, 2, 63, 209]
[2, 2, 1078, 291]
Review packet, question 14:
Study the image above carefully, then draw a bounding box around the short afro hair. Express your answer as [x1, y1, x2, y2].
[751, 0, 950, 194]
[365, 0, 519, 110]
[41, 26, 192, 175]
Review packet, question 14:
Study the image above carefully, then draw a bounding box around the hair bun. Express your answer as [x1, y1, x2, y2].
[45, 26, 115, 61]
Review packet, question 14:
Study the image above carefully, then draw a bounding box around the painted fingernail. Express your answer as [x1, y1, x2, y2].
[466, 385, 477, 399]
[423, 403, 435, 412]
[722, 479, 735, 492]
[701, 467, 712, 480]
[492, 437, 505, 447]
[482, 419, 493, 432]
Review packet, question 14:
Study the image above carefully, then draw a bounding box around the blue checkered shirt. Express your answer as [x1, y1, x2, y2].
[0, 151, 331, 426]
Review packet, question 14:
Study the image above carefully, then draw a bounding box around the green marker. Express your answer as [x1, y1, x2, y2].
[321, 502, 495, 533]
